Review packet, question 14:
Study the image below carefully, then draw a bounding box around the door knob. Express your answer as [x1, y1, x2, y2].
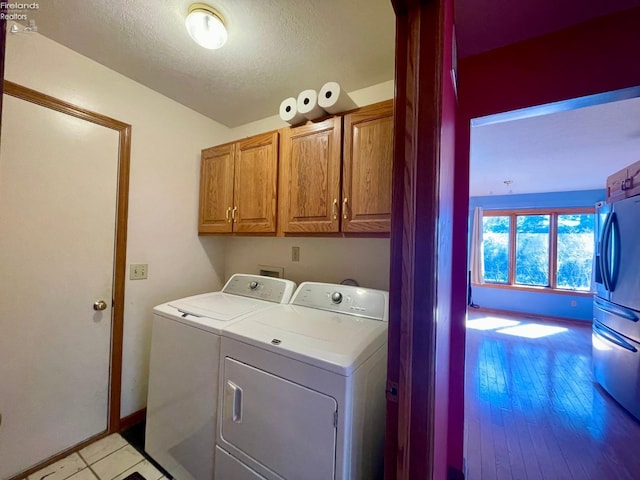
[93, 300, 108, 311]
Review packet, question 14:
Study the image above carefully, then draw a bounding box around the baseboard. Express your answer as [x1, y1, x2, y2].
[119, 408, 146, 431]
[472, 306, 591, 326]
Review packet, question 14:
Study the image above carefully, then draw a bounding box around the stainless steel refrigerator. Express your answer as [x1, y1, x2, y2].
[593, 196, 640, 420]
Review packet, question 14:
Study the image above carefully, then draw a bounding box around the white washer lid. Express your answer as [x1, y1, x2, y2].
[152, 274, 297, 334]
[223, 304, 388, 376]
[168, 292, 269, 320]
[153, 292, 277, 334]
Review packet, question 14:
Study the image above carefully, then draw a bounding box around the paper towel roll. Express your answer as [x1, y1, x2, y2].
[318, 81, 357, 114]
[279, 97, 306, 125]
[297, 89, 326, 120]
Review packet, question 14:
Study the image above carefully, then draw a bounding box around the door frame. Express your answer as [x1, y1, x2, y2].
[2, 80, 131, 471]
[386, 0, 459, 479]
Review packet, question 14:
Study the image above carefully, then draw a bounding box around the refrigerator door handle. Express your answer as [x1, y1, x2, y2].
[594, 297, 639, 323]
[600, 212, 616, 292]
[593, 322, 638, 352]
[609, 212, 620, 292]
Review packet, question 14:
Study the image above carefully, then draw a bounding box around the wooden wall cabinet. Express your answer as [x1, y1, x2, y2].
[199, 131, 278, 234]
[279, 99, 394, 234]
[606, 159, 640, 202]
[279, 117, 342, 233]
[342, 100, 394, 232]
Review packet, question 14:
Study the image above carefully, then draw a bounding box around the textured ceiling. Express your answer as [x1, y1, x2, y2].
[22, 0, 640, 126]
[470, 96, 640, 196]
[14, 1, 640, 195]
[27, 0, 395, 127]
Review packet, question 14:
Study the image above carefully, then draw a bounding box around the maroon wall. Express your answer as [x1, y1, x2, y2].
[459, 7, 640, 118]
[448, 5, 640, 475]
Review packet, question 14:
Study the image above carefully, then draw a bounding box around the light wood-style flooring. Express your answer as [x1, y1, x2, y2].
[465, 310, 640, 479]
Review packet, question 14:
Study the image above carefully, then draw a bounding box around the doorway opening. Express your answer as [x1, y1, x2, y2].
[463, 86, 640, 479]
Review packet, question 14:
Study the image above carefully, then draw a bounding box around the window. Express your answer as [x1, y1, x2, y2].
[480, 208, 594, 293]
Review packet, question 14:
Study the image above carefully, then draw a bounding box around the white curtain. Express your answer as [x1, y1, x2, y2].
[470, 206, 484, 284]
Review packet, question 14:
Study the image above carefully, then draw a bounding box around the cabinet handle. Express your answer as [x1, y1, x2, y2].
[332, 199, 338, 219]
[343, 198, 349, 219]
[225, 207, 232, 223]
[232, 206, 238, 222]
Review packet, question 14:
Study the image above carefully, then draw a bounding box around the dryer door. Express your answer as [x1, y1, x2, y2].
[221, 357, 337, 480]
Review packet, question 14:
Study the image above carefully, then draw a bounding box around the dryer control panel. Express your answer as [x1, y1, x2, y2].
[291, 282, 389, 321]
[223, 274, 296, 303]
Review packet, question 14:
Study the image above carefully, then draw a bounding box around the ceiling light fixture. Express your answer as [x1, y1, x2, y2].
[185, 3, 228, 50]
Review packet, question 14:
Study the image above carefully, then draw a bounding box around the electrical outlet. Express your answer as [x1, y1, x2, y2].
[130, 263, 148, 280]
[292, 246, 300, 262]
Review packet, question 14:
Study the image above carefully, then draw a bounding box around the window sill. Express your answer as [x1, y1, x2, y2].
[471, 282, 593, 297]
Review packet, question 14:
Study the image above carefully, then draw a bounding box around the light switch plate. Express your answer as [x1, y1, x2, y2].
[130, 263, 148, 280]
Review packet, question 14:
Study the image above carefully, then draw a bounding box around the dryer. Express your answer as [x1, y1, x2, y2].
[215, 282, 389, 480]
[145, 274, 296, 480]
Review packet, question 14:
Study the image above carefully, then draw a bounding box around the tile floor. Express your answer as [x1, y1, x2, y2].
[25, 434, 166, 480]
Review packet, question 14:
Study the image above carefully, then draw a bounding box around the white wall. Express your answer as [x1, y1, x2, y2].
[223, 237, 390, 290]
[4, 25, 395, 417]
[224, 80, 394, 290]
[228, 80, 395, 140]
[4, 30, 233, 417]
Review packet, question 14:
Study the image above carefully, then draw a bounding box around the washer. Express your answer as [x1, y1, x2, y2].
[144, 274, 296, 480]
[215, 282, 389, 480]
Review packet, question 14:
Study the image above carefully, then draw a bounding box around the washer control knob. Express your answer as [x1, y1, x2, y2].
[249, 281, 259, 290]
[331, 292, 343, 304]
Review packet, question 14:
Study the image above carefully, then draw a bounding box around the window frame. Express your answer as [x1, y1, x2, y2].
[478, 207, 595, 296]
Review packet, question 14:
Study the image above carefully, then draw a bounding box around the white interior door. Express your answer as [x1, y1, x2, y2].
[0, 94, 119, 479]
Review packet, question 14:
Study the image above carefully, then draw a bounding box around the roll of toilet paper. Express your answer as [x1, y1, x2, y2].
[279, 97, 306, 125]
[318, 81, 357, 114]
[297, 89, 326, 120]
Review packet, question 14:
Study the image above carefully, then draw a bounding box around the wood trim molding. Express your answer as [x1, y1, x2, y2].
[3, 80, 131, 435]
[472, 282, 593, 297]
[3, 81, 130, 131]
[472, 306, 591, 326]
[483, 207, 595, 216]
[508, 216, 517, 285]
[119, 408, 147, 432]
[0, 12, 7, 139]
[386, 0, 455, 478]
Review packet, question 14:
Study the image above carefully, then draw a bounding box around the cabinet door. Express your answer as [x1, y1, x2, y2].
[280, 118, 342, 233]
[606, 166, 628, 203]
[342, 100, 393, 232]
[625, 160, 640, 199]
[199, 144, 234, 233]
[233, 131, 278, 233]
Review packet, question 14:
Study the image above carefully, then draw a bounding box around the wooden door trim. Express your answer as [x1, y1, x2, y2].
[3, 80, 131, 434]
[0, 16, 7, 140]
[387, 0, 454, 478]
